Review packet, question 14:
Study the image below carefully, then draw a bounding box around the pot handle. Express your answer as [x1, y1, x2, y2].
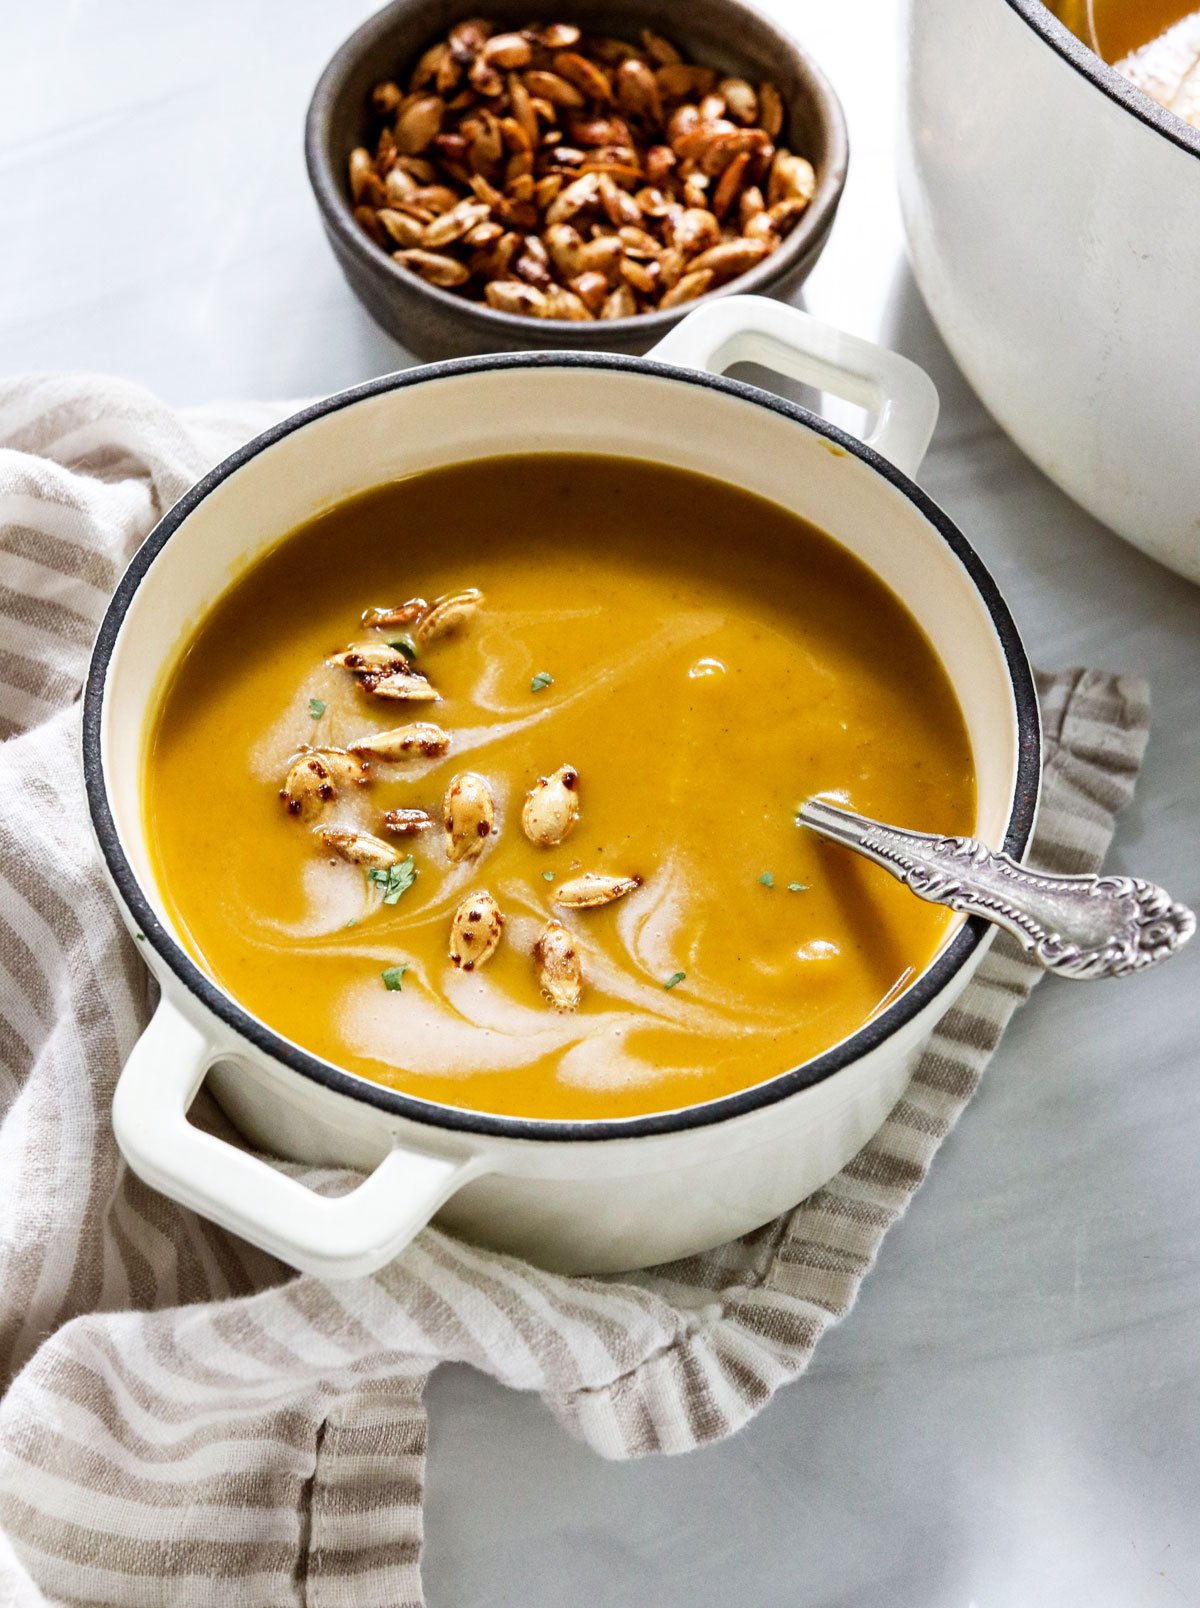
[112, 999, 484, 1280]
[647, 295, 939, 478]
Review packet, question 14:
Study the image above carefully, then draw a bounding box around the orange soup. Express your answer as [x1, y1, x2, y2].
[1053, 0, 1193, 60]
[1051, 0, 1200, 124]
[145, 455, 976, 1120]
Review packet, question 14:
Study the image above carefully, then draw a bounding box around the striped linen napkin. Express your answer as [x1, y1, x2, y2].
[0, 375, 1149, 1607]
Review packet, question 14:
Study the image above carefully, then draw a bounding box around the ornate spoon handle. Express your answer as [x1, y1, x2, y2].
[797, 799, 1195, 980]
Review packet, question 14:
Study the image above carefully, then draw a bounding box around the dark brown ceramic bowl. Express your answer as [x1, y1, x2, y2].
[305, 0, 849, 359]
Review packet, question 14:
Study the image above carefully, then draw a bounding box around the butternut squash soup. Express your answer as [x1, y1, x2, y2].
[145, 455, 976, 1120]
[1050, 0, 1200, 125]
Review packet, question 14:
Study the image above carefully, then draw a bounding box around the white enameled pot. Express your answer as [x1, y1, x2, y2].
[84, 297, 1040, 1279]
[900, 0, 1200, 583]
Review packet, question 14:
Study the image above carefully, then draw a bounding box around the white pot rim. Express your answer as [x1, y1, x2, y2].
[83, 350, 1042, 1145]
[1002, 0, 1200, 161]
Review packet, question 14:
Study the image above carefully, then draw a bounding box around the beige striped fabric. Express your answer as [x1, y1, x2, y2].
[0, 375, 1150, 1606]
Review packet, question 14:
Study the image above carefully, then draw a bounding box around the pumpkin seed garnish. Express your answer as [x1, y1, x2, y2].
[521, 764, 579, 847]
[533, 918, 583, 1010]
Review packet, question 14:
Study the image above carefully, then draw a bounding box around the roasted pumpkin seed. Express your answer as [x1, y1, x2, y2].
[360, 664, 440, 700]
[553, 872, 642, 909]
[349, 722, 450, 761]
[314, 826, 399, 870]
[280, 749, 368, 821]
[443, 771, 496, 860]
[522, 764, 579, 847]
[330, 639, 409, 673]
[382, 807, 436, 835]
[485, 279, 548, 315]
[413, 588, 483, 646]
[533, 918, 583, 1010]
[769, 150, 816, 206]
[391, 248, 470, 287]
[659, 267, 714, 308]
[362, 598, 427, 629]
[449, 889, 505, 970]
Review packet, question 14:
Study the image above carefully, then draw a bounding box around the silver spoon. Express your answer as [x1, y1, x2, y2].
[797, 798, 1195, 980]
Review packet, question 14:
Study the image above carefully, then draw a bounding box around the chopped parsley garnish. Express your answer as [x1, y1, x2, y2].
[135, 932, 145, 942]
[381, 964, 408, 991]
[530, 671, 554, 693]
[788, 881, 809, 893]
[664, 971, 686, 990]
[542, 870, 555, 881]
[308, 697, 326, 719]
[758, 871, 775, 888]
[367, 855, 417, 904]
[388, 634, 418, 660]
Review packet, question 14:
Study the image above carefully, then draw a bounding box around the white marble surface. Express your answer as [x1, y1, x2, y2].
[4, 1, 1198, 1602]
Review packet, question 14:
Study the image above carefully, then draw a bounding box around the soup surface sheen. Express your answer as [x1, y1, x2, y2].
[146, 456, 976, 1120]
[1051, 0, 1200, 124]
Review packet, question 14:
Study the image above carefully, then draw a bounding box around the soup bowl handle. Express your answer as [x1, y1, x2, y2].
[113, 999, 485, 1279]
[647, 295, 939, 478]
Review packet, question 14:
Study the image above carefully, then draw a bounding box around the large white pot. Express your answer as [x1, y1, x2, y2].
[900, 0, 1200, 583]
[84, 297, 1040, 1279]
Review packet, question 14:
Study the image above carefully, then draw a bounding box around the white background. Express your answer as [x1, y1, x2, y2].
[3, 1, 1198, 1602]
